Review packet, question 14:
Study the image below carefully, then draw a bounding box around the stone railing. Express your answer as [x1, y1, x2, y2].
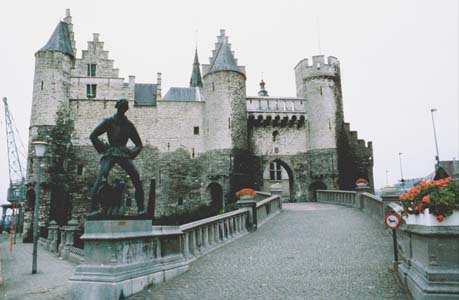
[255, 195, 282, 227]
[360, 192, 384, 223]
[316, 190, 357, 207]
[317, 188, 459, 300]
[179, 207, 251, 262]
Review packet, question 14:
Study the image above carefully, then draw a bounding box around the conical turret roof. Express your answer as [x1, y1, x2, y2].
[190, 49, 203, 88]
[206, 30, 243, 76]
[38, 21, 74, 58]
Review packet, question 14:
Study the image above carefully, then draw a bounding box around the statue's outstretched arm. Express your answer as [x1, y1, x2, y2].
[90, 119, 109, 154]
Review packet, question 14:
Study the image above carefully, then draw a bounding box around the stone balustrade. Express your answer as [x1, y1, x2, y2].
[179, 207, 251, 261]
[255, 195, 282, 227]
[316, 188, 459, 300]
[316, 190, 357, 207]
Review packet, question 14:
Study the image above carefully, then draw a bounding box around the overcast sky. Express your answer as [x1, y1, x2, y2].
[0, 0, 458, 206]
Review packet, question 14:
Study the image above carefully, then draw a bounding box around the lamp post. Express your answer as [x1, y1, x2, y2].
[32, 141, 47, 274]
[385, 170, 390, 187]
[398, 152, 405, 190]
[430, 109, 440, 166]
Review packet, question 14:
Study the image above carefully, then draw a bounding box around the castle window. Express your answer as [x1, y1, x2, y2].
[272, 130, 279, 142]
[270, 161, 282, 180]
[41, 81, 44, 90]
[194, 126, 200, 135]
[177, 197, 184, 206]
[228, 118, 231, 129]
[87, 64, 97, 77]
[77, 164, 84, 176]
[192, 148, 195, 158]
[320, 86, 323, 96]
[212, 82, 215, 91]
[86, 84, 97, 98]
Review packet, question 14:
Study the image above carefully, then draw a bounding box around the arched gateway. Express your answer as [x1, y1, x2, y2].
[263, 159, 295, 202]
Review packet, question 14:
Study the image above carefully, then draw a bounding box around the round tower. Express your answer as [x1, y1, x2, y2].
[202, 29, 248, 152]
[294, 55, 343, 151]
[30, 20, 74, 131]
[23, 14, 75, 242]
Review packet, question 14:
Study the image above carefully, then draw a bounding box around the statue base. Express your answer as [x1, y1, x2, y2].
[69, 219, 188, 300]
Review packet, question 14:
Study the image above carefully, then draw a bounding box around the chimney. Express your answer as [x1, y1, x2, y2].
[156, 72, 162, 100]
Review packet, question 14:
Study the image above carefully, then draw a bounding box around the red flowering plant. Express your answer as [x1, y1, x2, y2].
[236, 188, 257, 198]
[356, 178, 369, 185]
[399, 177, 459, 222]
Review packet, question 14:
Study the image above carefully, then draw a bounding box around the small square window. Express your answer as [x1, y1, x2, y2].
[77, 164, 84, 176]
[87, 84, 97, 98]
[87, 64, 96, 77]
[193, 126, 199, 135]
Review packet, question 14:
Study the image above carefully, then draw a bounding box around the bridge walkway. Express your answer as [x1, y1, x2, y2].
[131, 202, 410, 300]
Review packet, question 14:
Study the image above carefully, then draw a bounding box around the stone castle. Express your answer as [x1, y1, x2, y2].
[23, 10, 373, 238]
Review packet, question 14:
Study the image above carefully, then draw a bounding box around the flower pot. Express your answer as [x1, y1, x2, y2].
[404, 209, 459, 226]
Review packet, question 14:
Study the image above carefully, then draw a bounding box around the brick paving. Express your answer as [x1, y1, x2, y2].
[130, 203, 410, 300]
[0, 233, 75, 300]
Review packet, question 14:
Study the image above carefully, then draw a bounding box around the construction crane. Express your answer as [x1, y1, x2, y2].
[1, 97, 27, 249]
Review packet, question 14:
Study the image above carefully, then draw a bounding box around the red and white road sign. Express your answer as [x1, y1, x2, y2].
[384, 212, 401, 230]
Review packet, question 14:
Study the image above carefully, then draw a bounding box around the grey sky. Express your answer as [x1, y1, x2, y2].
[0, 0, 458, 205]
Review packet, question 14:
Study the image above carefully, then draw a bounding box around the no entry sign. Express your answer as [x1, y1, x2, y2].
[385, 212, 401, 230]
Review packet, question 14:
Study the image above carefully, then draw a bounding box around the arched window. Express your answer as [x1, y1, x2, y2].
[270, 161, 282, 180]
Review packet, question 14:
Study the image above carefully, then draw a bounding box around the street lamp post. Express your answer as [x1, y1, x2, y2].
[32, 141, 47, 274]
[385, 170, 390, 187]
[398, 152, 405, 189]
[430, 109, 440, 166]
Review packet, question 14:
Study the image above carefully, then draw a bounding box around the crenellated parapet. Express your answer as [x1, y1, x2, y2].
[246, 97, 306, 127]
[294, 55, 340, 81]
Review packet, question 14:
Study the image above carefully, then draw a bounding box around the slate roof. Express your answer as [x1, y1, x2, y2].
[163, 87, 199, 101]
[39, 21, 74, 58]
[208, 39, 242, 75]
[190, 50, 203, 88]
[134, 84, 157, 106]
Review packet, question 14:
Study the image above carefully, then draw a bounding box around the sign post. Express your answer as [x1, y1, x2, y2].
[384, 212, 401, 272]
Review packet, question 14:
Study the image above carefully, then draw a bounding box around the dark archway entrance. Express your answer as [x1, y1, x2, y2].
[308, 182, 327, 202]
[264, 159, 295, 202]
[206, 183, 223, 212]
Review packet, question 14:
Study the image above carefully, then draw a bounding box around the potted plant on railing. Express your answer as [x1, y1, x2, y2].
[355, 178, 369, 187]
[236, 188, 257, 201]
[399, 177, 459, 225]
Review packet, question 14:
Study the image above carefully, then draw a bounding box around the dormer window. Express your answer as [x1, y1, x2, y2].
[87, 64, 97, 77]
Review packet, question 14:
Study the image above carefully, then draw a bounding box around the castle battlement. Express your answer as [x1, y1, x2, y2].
[294, 55, 340, 80]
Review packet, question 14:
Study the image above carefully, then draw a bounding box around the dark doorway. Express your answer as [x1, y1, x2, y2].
[308, 182, 327, 202]
[206, 183, 223, 212]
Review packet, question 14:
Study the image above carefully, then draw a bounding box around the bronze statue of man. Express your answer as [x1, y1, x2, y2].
[89, 99, 145, 215]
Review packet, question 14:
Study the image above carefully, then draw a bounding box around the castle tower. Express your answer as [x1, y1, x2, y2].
[294, 56, 343, 192]
[201, 30, 249, 199]
[24, 10, 75, 241]
[202, 29, 247, 152]
[294, 55, 343, 151]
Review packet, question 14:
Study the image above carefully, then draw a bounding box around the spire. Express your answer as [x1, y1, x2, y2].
[190, 49, 203, 88]
[207, 29, 244, 76]
[38, 21, 74, 58]
[258, 80, 269, 96]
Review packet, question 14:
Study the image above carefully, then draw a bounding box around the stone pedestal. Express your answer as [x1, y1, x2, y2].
[69, 219, 188, 300]
[397, 222, 459, 300]
[237, 198, 257, 230]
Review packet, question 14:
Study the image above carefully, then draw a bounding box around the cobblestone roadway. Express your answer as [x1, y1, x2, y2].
[131, 203, 410, 300]
[0, 233, 74, 300]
